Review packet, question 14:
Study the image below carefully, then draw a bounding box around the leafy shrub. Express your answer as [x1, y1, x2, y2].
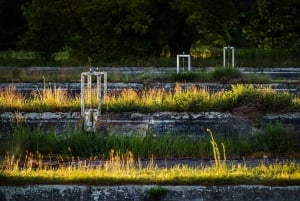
[261, 89, 293, 111]
[147, 186, 168, 199]
[254, 122, 295, 154]
[210, 67, 242, 82]
[169, 72, 207, 82]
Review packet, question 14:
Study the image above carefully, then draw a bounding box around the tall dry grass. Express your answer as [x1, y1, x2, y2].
[103, 83, 295, 112]
[31, 87, 77, 110]
[0, 85, 80, 112]
[1, 148, 299, 186]
[0, 85, 24, 110]
[0, 83, 297, 112]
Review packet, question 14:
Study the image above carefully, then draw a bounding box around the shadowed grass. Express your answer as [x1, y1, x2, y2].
[1, 122, 296, 159]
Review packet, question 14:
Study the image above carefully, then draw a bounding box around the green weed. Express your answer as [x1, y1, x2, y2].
[207, 129, 226, 170]
[254, 122, 295, 154]
[169, 71, 208, 82]
[147, 186, 168, 199]
[209, 67, 242, 82]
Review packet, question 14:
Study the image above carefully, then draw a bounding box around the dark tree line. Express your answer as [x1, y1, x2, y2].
[0, 0, 299, 60]
[0, 0, 29, 49]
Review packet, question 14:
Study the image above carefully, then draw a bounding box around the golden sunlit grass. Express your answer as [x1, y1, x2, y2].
[104, 83, 296, 112]
[1, 130, 299, 186]
[0, 85, 24, 110]
[0, 84, 80, 111]
[293, 97, 300, 110]
[1, 150, 299, 186]
[0, 83, 298, 112]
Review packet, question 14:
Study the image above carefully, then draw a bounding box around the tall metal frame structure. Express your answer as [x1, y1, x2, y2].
[223, 46, 235, 67]
[81, 69, 107, 132]
[176, 53, 191, 73]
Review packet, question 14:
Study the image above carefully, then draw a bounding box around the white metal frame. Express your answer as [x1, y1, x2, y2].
[223, 46, 235, 67]
[176, 54, 191, 73]
[81, 69, 107, 132]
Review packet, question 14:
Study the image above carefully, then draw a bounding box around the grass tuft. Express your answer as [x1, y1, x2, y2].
[207, 128, 227, 170]
[147, 186, 168, 199]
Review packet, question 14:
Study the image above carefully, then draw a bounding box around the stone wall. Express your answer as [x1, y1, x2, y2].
[1, 185, 300, 201]
[1, 112, 300, 139]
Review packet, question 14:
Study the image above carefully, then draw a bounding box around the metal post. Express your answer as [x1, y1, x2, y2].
[187, 56, 191, 72]
[232, 47, 235, 67]
[223, 47, 226, 67]
[87, 73, 92, 108]
[97, 74, 101, 111]
[104, 72, 107, 99]
[81, 73, 85, 116]
[176, 55, 180, 74]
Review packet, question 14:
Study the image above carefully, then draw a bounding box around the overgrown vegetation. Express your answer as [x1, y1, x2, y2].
[147, 186, 168, 199]
[0, 128, 299, 186]
[0, 85, 79, 112]
[103, 84, 296, 113]
[167, 68, 243, 83]
[0, 122, 296, 158]
[254, 122, 295, 154]
[0, 83, 297, 113]
[1, 0, 298, 186]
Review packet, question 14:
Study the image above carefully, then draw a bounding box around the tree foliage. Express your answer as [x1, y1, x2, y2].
[0, 0, 28, 50]
[1, 0, 299, 60]
[243, 0, 300, 48]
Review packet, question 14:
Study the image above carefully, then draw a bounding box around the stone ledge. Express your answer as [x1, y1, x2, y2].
[1, 112, 299, 137]
[0, 185, 299, 201]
